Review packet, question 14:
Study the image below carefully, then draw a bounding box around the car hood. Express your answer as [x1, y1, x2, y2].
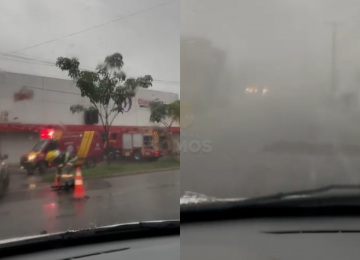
[0, 219, 178, 245]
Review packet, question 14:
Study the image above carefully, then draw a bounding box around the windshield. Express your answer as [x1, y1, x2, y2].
[31, 140, 48, 152]
[0, 1, 180, 242]
[180, 1, 360, 205]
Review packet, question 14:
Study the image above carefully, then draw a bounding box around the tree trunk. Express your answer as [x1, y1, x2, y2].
[166, 127, 174, 156]
[104, 126, 111, 165]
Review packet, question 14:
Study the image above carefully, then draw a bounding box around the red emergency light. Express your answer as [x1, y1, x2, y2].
[39, 128, 54, 139]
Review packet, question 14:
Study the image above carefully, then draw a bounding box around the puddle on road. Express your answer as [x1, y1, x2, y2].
[15, 174, 47, 191]
[18, 182, 46, 190]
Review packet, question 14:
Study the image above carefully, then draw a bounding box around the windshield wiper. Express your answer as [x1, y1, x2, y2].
[181, 185, 360, 223]
[238, 184, 360, 204]
[0, 220, 180, 257]
[181, 185, 360, 210]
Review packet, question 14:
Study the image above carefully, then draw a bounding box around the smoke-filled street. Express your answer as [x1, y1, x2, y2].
[180, 91, 360, 199]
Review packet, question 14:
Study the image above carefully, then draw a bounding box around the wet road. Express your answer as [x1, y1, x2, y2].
[0, 169, 179, 240]
[181, 92, 360, 199]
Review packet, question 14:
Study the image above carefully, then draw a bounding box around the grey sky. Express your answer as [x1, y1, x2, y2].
[181, 0, 360, 93]
[0, 0, 179, 95]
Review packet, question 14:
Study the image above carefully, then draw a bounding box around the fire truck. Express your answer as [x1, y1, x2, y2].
[20, 128, 104, 174]
[105, 127, 170, 161]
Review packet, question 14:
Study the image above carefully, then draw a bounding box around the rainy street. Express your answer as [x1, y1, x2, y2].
[181, 93, 360, 199]
[0, 169, 180, 240]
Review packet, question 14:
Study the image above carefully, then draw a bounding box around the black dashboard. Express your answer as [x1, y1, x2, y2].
[181, 217, 360, 260]
[4, 217, 360, 259]
[3, 235, 180, 260]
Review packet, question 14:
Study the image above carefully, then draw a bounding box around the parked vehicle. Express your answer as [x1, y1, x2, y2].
[20, 129, 104, 175]
[0, 153, 10, 197]
[104, 127, 168, 161]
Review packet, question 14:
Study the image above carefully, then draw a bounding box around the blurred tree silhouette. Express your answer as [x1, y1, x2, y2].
[149, 100, 180, 153]
[181, 36, 230, 113]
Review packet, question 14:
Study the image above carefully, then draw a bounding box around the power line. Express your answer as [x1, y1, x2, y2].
[26, 85, 80, 96]
[10, 0, 175, 54]
[0, 54, 180, 84]
[0, 56, 57, 68]
[0, 52, 96, 71]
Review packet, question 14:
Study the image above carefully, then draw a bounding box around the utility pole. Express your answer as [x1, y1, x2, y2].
[326, 22, 338, 96]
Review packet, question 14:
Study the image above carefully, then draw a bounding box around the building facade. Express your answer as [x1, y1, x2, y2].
[0, 71, 180, 162]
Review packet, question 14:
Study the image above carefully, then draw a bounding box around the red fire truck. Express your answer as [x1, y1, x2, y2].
[20, 128, 104, 174]
[105, 127, 170, 161]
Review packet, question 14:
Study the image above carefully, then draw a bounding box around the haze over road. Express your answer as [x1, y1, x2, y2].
[180, 91, 360, 199]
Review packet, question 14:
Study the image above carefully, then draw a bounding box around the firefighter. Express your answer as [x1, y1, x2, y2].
[45, 149, 78, 185]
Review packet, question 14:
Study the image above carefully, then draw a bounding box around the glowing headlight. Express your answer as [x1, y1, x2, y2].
[245, 88, 253, 93]
[28, 155, 36, 161]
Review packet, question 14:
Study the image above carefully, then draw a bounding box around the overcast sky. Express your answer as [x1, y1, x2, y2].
[0, 0, 179, 95]
[181, 0, 360, 93]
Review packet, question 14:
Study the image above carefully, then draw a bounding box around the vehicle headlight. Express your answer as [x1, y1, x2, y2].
[28, 155, 36, 161]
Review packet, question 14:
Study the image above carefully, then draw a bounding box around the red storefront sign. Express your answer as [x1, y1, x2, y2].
[138, 98, 150, 108]
[138, 98, 165, 108]
[14, 86, 34, 102]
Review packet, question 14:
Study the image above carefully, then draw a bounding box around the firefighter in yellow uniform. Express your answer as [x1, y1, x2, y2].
[46, 149, 78, 185]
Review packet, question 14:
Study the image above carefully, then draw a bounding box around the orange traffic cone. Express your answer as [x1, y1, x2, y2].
[73, 167, 85, 199]
[52, 169, 60, 188]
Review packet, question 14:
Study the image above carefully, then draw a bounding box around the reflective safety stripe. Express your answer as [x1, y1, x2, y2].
[77, 131, 94, 159]
[152, 131, 159, 151]
[75, 179, 83, 185]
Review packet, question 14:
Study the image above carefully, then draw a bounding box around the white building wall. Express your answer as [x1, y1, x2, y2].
[0, 132, 39, 163]
[0, 72, 179, 127]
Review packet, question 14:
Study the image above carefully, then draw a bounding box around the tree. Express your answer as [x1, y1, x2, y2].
[149, 100, 180, 153]
[180, 36, 229, 113]
[56, 53, 153, 162]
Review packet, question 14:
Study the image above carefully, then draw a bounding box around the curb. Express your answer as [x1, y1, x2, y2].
[42, 166, 180, 183]
[100, 166, 180, 180]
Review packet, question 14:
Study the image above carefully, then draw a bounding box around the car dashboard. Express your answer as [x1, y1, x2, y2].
[4, 217, 360, 259]
[3, 235, 180, 260]
[181, 217, 360, 260]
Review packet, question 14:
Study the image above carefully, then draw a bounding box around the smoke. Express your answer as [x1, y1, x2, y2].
[180, 0, 360, 198]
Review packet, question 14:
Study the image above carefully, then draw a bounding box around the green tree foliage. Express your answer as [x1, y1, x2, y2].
[149, 100, 180, 153]
[56, 53, 153, 153]
[149, 100, 180, 128]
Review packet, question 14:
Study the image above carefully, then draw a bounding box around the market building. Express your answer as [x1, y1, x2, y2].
[0, 71, 180, 163]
